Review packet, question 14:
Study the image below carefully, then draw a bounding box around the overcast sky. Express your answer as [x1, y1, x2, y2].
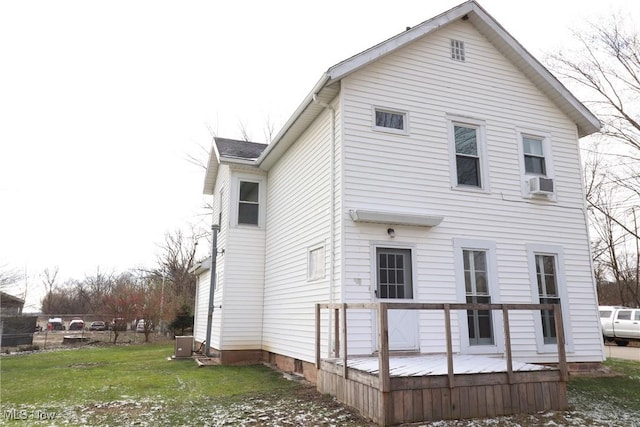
[1, 0, 637, 310]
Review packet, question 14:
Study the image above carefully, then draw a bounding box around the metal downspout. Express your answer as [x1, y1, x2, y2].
[313, 93, 336, 356]
[205, 224, 220, 357]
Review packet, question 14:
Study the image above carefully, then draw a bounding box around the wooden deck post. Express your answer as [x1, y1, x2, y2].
[444, 303, 454, 388]
[502, 305, 514, 384]
[378, 302, 391, 426]
[554, 305, 568, 382]
[334, 308, 340, 358]
[315, 303, 321, 368]
[341, 303, 348, 379]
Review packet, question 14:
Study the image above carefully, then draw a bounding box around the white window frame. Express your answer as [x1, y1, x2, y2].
[447, 115, 490, 193]
[307, 243, 326, 281]
[453, 238, 503, 354]
[516, 129, 556, 200]
[526, 243, 573, 353]
[372, 106, 409, 135]
[230, 173, 266, 228]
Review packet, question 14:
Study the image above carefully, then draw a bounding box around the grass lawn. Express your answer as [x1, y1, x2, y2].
[0, 343, 372, 426]
[1, 343, 639, 426]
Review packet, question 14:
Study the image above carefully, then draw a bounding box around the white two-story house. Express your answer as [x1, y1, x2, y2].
[193, 0, 604, 381]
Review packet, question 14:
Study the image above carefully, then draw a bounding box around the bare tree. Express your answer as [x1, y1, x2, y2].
[154, 228, 201, 317]
[102, 272, 140, 344]
[40, 267, 59, 314]
[547, 13, 640, 305]
[548, 15, 640, 153]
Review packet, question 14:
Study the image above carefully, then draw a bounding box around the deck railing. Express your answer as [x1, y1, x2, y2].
[315, 302, 567, 392]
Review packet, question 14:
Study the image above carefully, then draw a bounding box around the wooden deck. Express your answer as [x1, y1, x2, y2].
[315, 303, 568, 426]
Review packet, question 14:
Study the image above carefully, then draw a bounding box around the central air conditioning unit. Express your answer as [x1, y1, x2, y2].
[528, 176, 555, 195]
[174, 336, 193, 358]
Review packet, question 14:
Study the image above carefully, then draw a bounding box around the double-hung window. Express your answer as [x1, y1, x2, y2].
[455, 125, 481, 187]
[523, 136, 546, 175]
[238, 181, 259, 226]
[448, 116, 487, 191]
[535, 254, 560, 344]
[464, 249, 493, 345]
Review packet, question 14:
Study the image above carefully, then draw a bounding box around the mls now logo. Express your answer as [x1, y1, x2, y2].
[3, 409, 28, 420]
[33, 410, 57, 420]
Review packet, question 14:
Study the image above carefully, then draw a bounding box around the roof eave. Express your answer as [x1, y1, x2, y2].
[256, 0, 600, 174]
[203, 141, 221, 195]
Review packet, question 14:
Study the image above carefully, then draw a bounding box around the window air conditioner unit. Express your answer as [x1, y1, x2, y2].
[528, 176, 554, 195]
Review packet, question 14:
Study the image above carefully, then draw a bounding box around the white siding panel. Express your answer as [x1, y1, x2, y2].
[263, 97, 341, 363]
[340, 21, 601, 363]
[220, 169, 267, 350]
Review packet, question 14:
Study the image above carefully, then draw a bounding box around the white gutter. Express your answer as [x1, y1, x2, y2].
[312, 93, 336, 357]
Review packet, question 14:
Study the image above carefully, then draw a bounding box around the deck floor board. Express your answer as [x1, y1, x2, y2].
[326, 354, 551, 377]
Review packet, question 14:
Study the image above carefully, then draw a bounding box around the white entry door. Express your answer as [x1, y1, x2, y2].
[374, 247, 419, 351]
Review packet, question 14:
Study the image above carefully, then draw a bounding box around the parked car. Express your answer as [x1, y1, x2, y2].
[68, 319, 85, 331]
[136, 319, 152, 333]
[600, 305, 640, 346]
[89, 321, 106, 331]
[47, 318, 65, 331]
[110, 318, 127, 331]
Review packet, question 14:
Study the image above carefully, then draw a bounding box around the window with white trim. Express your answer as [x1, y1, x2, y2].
[373, 108, 408, 134]
[526, 244, 572, 352]
[535, 254, 560, 344]
[463, 249, 493, 345]
[451, 39, 465, 61]
[308, 245, 325, 281]
[454, 238, 502, 354]
[523, 136, 547, 175]
[448, 117, 488, 191]
[238, 181, 259, 225]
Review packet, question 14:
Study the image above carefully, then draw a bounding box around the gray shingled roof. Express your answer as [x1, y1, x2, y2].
[214, 137, 267, 160]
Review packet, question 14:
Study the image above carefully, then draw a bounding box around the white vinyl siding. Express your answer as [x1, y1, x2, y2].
[339, 20, 601, 363]
[219, 167, 266, 350]
[263, 97, 341, 362]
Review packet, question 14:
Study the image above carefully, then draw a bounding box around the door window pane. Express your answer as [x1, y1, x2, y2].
[376, 248, 412, 300]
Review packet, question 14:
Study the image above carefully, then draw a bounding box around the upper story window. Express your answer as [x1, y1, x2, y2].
[454, 125, 481, 187]
[451, 39, 465, 61]
[448, 116, 489, 192]
[373, 107, 408, 134]
[523, 136, 546, 175]
[238, 181, 259, 225]
[518, 130, 555, 199]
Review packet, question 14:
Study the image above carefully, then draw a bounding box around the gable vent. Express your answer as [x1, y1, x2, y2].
[451, 39, 465, 61]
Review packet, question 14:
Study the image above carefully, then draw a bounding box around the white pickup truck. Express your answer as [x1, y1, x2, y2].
[600, 306, 640, 346]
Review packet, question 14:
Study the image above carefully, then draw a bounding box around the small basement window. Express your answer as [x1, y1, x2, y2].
[374, 108, 407, 133]
[451, 39, 465, 61]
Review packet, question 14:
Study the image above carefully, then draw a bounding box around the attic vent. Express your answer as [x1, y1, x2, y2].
[451, 39, 465, 61]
